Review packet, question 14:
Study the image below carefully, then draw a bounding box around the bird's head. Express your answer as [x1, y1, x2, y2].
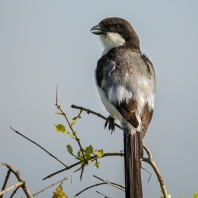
[91, 17, 140, 52]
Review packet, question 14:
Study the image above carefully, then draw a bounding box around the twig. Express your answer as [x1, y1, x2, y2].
[79, 165, 84, 181]
[71, 105, 122, 130]
[0, 163, 33, 198]
[43, 152, 124, 180]
[0, 169, 11, 198]
[10, 186, 20, 198]
[74, 183, 106, 197]
[141, 166, 152, 182]
[0, 181, 24, 196]
[55, 87, 86, 180]
[143, 145, 168, 198]
[10, 127, 68, 168]
[93, 175, 125, 192]
[72, 105, 168, 198]
[96, 191, 110, 198]
[33, 176, 68, 196]
[75, 175, 124, 197]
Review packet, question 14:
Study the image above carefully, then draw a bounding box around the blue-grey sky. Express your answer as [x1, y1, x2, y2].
[0, 1, 198, 198]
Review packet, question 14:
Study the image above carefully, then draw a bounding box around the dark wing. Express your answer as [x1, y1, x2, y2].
[116, 99, 139, 128]
[141, 103, 153, 138]
[96, 57, 116, 86]
[96, 50, 139, 129]
[141, 54, 155, 138]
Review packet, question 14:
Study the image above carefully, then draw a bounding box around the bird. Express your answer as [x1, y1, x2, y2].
[91, 17, 155, 197]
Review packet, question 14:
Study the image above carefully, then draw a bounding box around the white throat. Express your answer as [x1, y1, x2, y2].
[100, 32, 125, 56]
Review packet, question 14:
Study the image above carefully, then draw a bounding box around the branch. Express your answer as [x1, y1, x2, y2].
[75, 175, 124, 197]
[74, 183, 106, 197]
[93, 175, 125, 192]
[96, 191, 110, 198]
[71, 105, 122, 130]
[43, 152, 123, 180]
[56, 87, 86, 180]
[143, 145, 169, 198]
[10, 127, 68, 168]
[33, 176, 68, 196]
[71, 105, 168, 198]
[141, 166, 152, 182]
[0, 169, 11, 198]
[10, 186, 20, 198]
[0, 181, 24, 196]
[0, 163, 33, 198]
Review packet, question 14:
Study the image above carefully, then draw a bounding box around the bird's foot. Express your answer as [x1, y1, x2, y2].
[104, 115, 115, 134]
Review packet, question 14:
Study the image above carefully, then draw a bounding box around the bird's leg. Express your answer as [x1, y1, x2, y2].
[104, 115, 115, 134]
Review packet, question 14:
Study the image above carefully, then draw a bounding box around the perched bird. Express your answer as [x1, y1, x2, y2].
[91, 17, 155, 197]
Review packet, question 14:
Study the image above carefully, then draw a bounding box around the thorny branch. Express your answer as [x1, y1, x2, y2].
[56, 86, 86, 180]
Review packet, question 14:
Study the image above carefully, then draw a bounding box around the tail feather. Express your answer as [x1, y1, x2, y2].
[137, 132, 143, 160]
[124, 127, 143, 198]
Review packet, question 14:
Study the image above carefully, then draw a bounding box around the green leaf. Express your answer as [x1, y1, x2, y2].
[77, 151, 81, 158]
[66, 144, 73, 154]
[71, 110, 82, 125]
[85, 151, 91, 161]
[54, 124, 67, 133]
[66, 131, 77, 139]
[94, 161, 100, 169]
[71, 119, 79, 125]
[88, 145, 94, 154]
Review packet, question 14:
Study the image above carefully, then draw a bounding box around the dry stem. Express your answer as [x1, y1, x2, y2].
[0, 182, 24, 196]
[143, 145, 168, 198]
[33, 176, 68, 196]
[10, 127, 68, 168]
[0, 163, 33, 198]
[74, 175, 124, 197]
[0, 169, 11, 198]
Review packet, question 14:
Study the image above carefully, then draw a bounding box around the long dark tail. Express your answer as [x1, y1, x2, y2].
[124, 128, 143, 198]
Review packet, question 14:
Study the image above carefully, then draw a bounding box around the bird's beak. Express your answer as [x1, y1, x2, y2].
[90, 25, 107, 35]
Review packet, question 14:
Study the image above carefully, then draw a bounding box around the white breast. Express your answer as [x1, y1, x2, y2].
[100, 32, 125, 55]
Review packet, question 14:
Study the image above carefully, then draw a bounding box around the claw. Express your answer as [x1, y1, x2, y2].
[104, 115, 115, 134]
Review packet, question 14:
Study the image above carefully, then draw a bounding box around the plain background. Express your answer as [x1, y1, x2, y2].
[0, 1, 198, 197]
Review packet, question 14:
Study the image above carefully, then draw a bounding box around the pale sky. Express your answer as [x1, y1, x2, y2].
[0, 1, 198, 198]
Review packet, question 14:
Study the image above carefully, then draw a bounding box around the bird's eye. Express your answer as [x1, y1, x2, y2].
[113, 24, 121, 30]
